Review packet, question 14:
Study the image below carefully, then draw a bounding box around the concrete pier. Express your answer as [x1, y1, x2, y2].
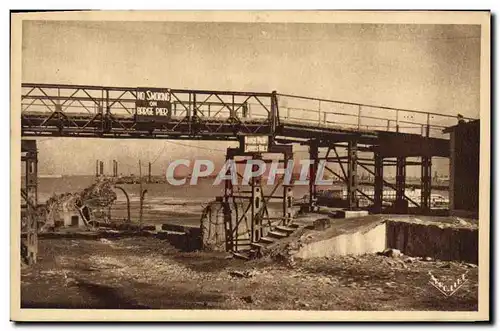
[284, 215, 478, 264]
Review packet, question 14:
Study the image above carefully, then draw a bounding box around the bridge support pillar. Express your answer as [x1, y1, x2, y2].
[251, 156, 264, 244]
[21, 140, 38, 265]
[308, 142, 319, 212]
[223, 149, 235, 252]
[421, 156, 432, 213]
[373, 153, 384, 213]
[347, 140, 358, 210]
[395, 156, 408, 213]
[283, 185, 294, 226]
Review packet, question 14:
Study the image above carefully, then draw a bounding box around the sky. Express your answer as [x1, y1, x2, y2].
[21, 20, 481, 176]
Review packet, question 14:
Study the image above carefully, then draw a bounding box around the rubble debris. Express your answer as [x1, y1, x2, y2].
[317, 276, 335, 285]
[80, 177, 118, 208]
[229, 270, 253, 278]
[241, 295, 254, 304]
[313, 218, 332, 231]
[39, 177, 118, 232]
[379, 248, 403, 258]
[295, 300, 310, 308]
[454, 217, 470, 227]
[404, 257, 418, 263]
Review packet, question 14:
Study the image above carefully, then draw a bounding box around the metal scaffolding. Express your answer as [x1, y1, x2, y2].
[222, 139, 293, 253]
[21, 140, 38, 265]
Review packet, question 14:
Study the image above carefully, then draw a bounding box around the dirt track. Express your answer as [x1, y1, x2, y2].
[21, 237, 478, 311]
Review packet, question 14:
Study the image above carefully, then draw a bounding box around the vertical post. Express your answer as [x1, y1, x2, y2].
[187, 93, 192, 134]
[193, 93, 197, 119]
[373, 152, 384, 213]
[283, 185, 294, 226]
[395, 157, 407, 213]
[426, 113, 430, 137]
[242, 103, 248, 118]
[139, 159, 143, 227]
[148, 162, 152, 183]
[357, 105, 361, 129]
[24, 141, 38, 265]
[270, 91, 278, 146]
[282, 151, 294, 226]
[231, 95, 235, 119]
[449, 131, 455, 212]
[105, 89, 110, 115]
[104, 89, 111, 133]
[251, 170, 262, 244]
[347, 140, 358, 210]
[309, 141, 319, 212]
[421, 156, 432, 213]
[115, 186, 131, 223]
[223, 149, 234, 252]
[318, 100, 321, 124]
[396, 110, 400, 133]
[99, 161, 104, 176]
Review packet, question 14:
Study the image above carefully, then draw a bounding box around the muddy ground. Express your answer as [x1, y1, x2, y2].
[21, 236, 478, 311]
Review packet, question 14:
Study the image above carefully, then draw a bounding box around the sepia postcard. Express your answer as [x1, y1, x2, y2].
[10, 10, 491, 322]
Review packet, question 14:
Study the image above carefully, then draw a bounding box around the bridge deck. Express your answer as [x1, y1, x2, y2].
[19, 83, 468, 158]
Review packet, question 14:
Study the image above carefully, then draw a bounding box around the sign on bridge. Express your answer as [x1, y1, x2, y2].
[135, 88, 172, 122]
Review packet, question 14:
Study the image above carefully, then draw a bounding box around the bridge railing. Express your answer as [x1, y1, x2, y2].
[21, 84, 274, 135]
[21, 84, 475, 139]
[276, 93, 475, 138]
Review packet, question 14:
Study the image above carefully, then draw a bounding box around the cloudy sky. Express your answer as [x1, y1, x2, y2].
[21, 20, 481, 176]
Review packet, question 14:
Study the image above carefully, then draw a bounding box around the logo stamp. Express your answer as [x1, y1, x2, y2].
[428, 270, 469, 297]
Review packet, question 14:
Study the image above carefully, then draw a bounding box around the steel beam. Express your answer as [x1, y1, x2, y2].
[373, 153, 384, 213]
[251, 174, 263, 243]
[395, 156, 408, 213]
[309, 141, 319, 212]
[21, 140, 38, 265]
[223, 148, 235, 252]
[421, 156, 432, 213]
[347, 140, 358, 210]
[282, 185, 294, 226]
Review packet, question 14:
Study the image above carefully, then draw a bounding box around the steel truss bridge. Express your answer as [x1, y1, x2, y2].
[20, 83, 475, 257]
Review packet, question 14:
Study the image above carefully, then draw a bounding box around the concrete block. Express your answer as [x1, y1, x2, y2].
[141, 225, 156, 231]
[333, 210, 369, 219]
[294, 222, 386, 259]
[385, 220, 478, 264]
